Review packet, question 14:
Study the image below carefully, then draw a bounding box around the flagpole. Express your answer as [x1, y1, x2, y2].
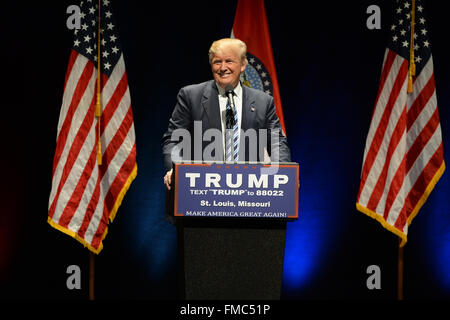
[397, 238, 404, 300]
[407, 0, 416, 93]
[96, 0, 102, 165]
[89, 252, 95, 300]
[89, 0, 102, 301]
[398, 0, 416, 301]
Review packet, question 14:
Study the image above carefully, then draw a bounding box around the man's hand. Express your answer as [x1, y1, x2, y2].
[164, 169, 173, 190]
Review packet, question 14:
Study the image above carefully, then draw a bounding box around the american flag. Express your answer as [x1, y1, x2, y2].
[356, 0, 445, 246]
[48, 0, 137, 254]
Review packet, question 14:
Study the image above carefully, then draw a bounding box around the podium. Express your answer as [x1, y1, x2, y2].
[169, 161, 299, 300]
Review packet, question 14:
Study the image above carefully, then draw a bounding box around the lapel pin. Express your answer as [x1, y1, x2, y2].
[251, 107, 255, 112]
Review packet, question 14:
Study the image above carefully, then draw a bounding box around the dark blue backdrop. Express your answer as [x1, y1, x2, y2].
[1, 0, 449, 300]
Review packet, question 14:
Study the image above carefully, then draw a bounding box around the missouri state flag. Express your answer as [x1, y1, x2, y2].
[231, 0, 286, 134]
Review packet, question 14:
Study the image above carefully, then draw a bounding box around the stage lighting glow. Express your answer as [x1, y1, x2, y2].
[283, 213, 324, 289]
[426, 178, 450, 292]
[125, 170, 177, 280]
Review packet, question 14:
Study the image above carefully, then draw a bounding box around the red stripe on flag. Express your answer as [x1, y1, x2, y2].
[383, 107, 441, 218]
[406, 75, 436, 130]
[357, 51, 397, 200]
[63, 50, 79, 92]
[49, 84, 97, 219]
[91, 143, 137, 249]
[357, 59, 409, 199]
[102, 73, 109, 91]
[100, 72, 129, 136]
[104, 143, 136, 215]
[100, 106, 134, 169]
[76, 167, 102, 240]
[366, 106, 407, 211]
[52, 62, 95, 177]
[395, 143, 444, 230]
[370, 50, 398, 120]
[382, 156, 406, 220]
[57, 140, 98, 229]
[405, 108, 440, 172]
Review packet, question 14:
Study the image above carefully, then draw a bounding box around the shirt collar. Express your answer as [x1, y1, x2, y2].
[216, 81, 242, 99]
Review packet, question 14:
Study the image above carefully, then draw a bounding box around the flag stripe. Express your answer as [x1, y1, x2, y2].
[388, 122, 442, 228]
[374, 129, 406, 214]
[383, 105, 440, 220]
[107, 143, 137, 217]
[361, 50, 401, 166]
[366, 106, 407, 210]
[400, 142, 444, 226]
[52, 106, 99, 225]
[100, 55, 126, 110]
[370, 50, 397, 121]
[406, 108, 441, 173]
[57, 53, 89, 135]
[359, 57, 408, 186]
[406, 91, 437, 150]
[407, 77, 436, 130]
[57, 139, 98, 228]
[83, 121, 136, 246]
[76, 164, 102, 240]
[101, 73, 129, 139]
[358, 58, 409, 202]
[63, 50, 80, 93]
[49, 73, 97, 220]
[405, 58, 434, 112]
[52, 55, 93, 176]
[92, 143, 137, 249]
[101, 106, 134, 170]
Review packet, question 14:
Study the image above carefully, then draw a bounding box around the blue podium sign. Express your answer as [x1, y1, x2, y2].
[174, 163, 299, 219]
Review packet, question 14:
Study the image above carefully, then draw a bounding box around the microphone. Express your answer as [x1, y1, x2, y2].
[225, 84, 236, 110]
[225, 85, 236, 128]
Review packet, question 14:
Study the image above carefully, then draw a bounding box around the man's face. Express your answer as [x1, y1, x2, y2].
[211, 45, 246, 89]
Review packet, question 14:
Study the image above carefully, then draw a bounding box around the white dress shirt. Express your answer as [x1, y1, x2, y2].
[216, 82, 243, 159]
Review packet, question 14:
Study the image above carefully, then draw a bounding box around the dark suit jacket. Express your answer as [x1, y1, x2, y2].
[162, 80, 291, 171]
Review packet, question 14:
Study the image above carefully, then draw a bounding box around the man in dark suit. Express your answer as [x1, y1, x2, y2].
[162, 38, 290, 190]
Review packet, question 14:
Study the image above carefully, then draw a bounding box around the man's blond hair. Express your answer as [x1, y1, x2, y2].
[208, 38, 248, 65]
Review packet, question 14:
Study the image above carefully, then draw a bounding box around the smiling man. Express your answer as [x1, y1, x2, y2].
[209, 38, 247, 89]
[162, 38, 290, 191]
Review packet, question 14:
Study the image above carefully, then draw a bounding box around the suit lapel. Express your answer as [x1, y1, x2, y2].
[201, 81, 221, 130]
[201, 81, 257, 131]
[241, 85, 256, 131]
